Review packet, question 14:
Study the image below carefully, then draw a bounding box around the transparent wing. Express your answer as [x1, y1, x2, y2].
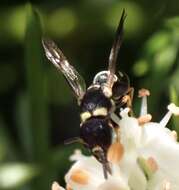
[106, 9, 126, 89]
[42, 38, 86, 101]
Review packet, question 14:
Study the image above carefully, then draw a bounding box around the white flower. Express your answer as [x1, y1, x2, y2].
[52, 89, 179, 190]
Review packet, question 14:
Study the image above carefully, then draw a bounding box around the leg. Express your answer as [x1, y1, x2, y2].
[121, 87, 134, 108]
[121, 87, 134, 116]
[110, 114, 120, 142]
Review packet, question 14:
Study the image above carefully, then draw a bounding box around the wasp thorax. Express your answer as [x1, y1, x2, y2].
[80, 118, 112, 153]
[80, 88, 112, 117]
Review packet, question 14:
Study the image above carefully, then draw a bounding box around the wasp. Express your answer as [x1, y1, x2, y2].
[42, 10, 133, 179]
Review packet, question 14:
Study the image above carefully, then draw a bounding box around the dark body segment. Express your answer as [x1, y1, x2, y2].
[80, 117, 112, 153]
[112, 73, 130, 101]
[80, 88, 112, 113]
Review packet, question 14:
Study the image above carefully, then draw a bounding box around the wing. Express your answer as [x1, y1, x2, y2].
[42, 38, 86, 101]
[106, 9, 126, 90]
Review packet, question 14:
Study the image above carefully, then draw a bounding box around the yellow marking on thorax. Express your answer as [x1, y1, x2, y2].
[80, 107, 108, 124]
[80, 112, 91, 123]
[93, 107, 108, 116]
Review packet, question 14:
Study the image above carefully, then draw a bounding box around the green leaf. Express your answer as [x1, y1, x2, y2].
[24, 3, 49, 162]
[0, 117, 19, 161]
[22, 3, 52, 190]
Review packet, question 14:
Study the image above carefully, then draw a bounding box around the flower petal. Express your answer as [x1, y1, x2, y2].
[65, 156, 105, 190]
[119, 111, 142, 150]
[51, 182, 65, 190]
[139, 122, 179, 188]
[97, 178, 130, 190]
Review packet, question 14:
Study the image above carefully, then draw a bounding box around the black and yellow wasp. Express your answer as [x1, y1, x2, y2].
[42, 10, 133, 179]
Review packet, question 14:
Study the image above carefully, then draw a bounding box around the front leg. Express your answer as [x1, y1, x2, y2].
[113, 87, 134, 116]
[121, 87, 134, 108]
[110, 113, 121, 142]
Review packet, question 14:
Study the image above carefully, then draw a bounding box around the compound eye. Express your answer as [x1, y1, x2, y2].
[93, 71, 109, 86]
[112, 80, 129, 97]
[112, 72, 130, 99]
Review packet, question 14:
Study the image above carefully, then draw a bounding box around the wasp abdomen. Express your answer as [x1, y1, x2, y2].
[80, 117, 112, 151]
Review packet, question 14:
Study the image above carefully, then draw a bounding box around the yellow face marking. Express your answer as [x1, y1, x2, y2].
[80, 112, 91, 123]
[93, 107, 108, 116]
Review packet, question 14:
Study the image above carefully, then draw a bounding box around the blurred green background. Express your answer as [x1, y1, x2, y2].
[0, 0, 179, 189]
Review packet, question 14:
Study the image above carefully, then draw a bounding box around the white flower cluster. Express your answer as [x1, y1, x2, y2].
[52, 89, 179, 190]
